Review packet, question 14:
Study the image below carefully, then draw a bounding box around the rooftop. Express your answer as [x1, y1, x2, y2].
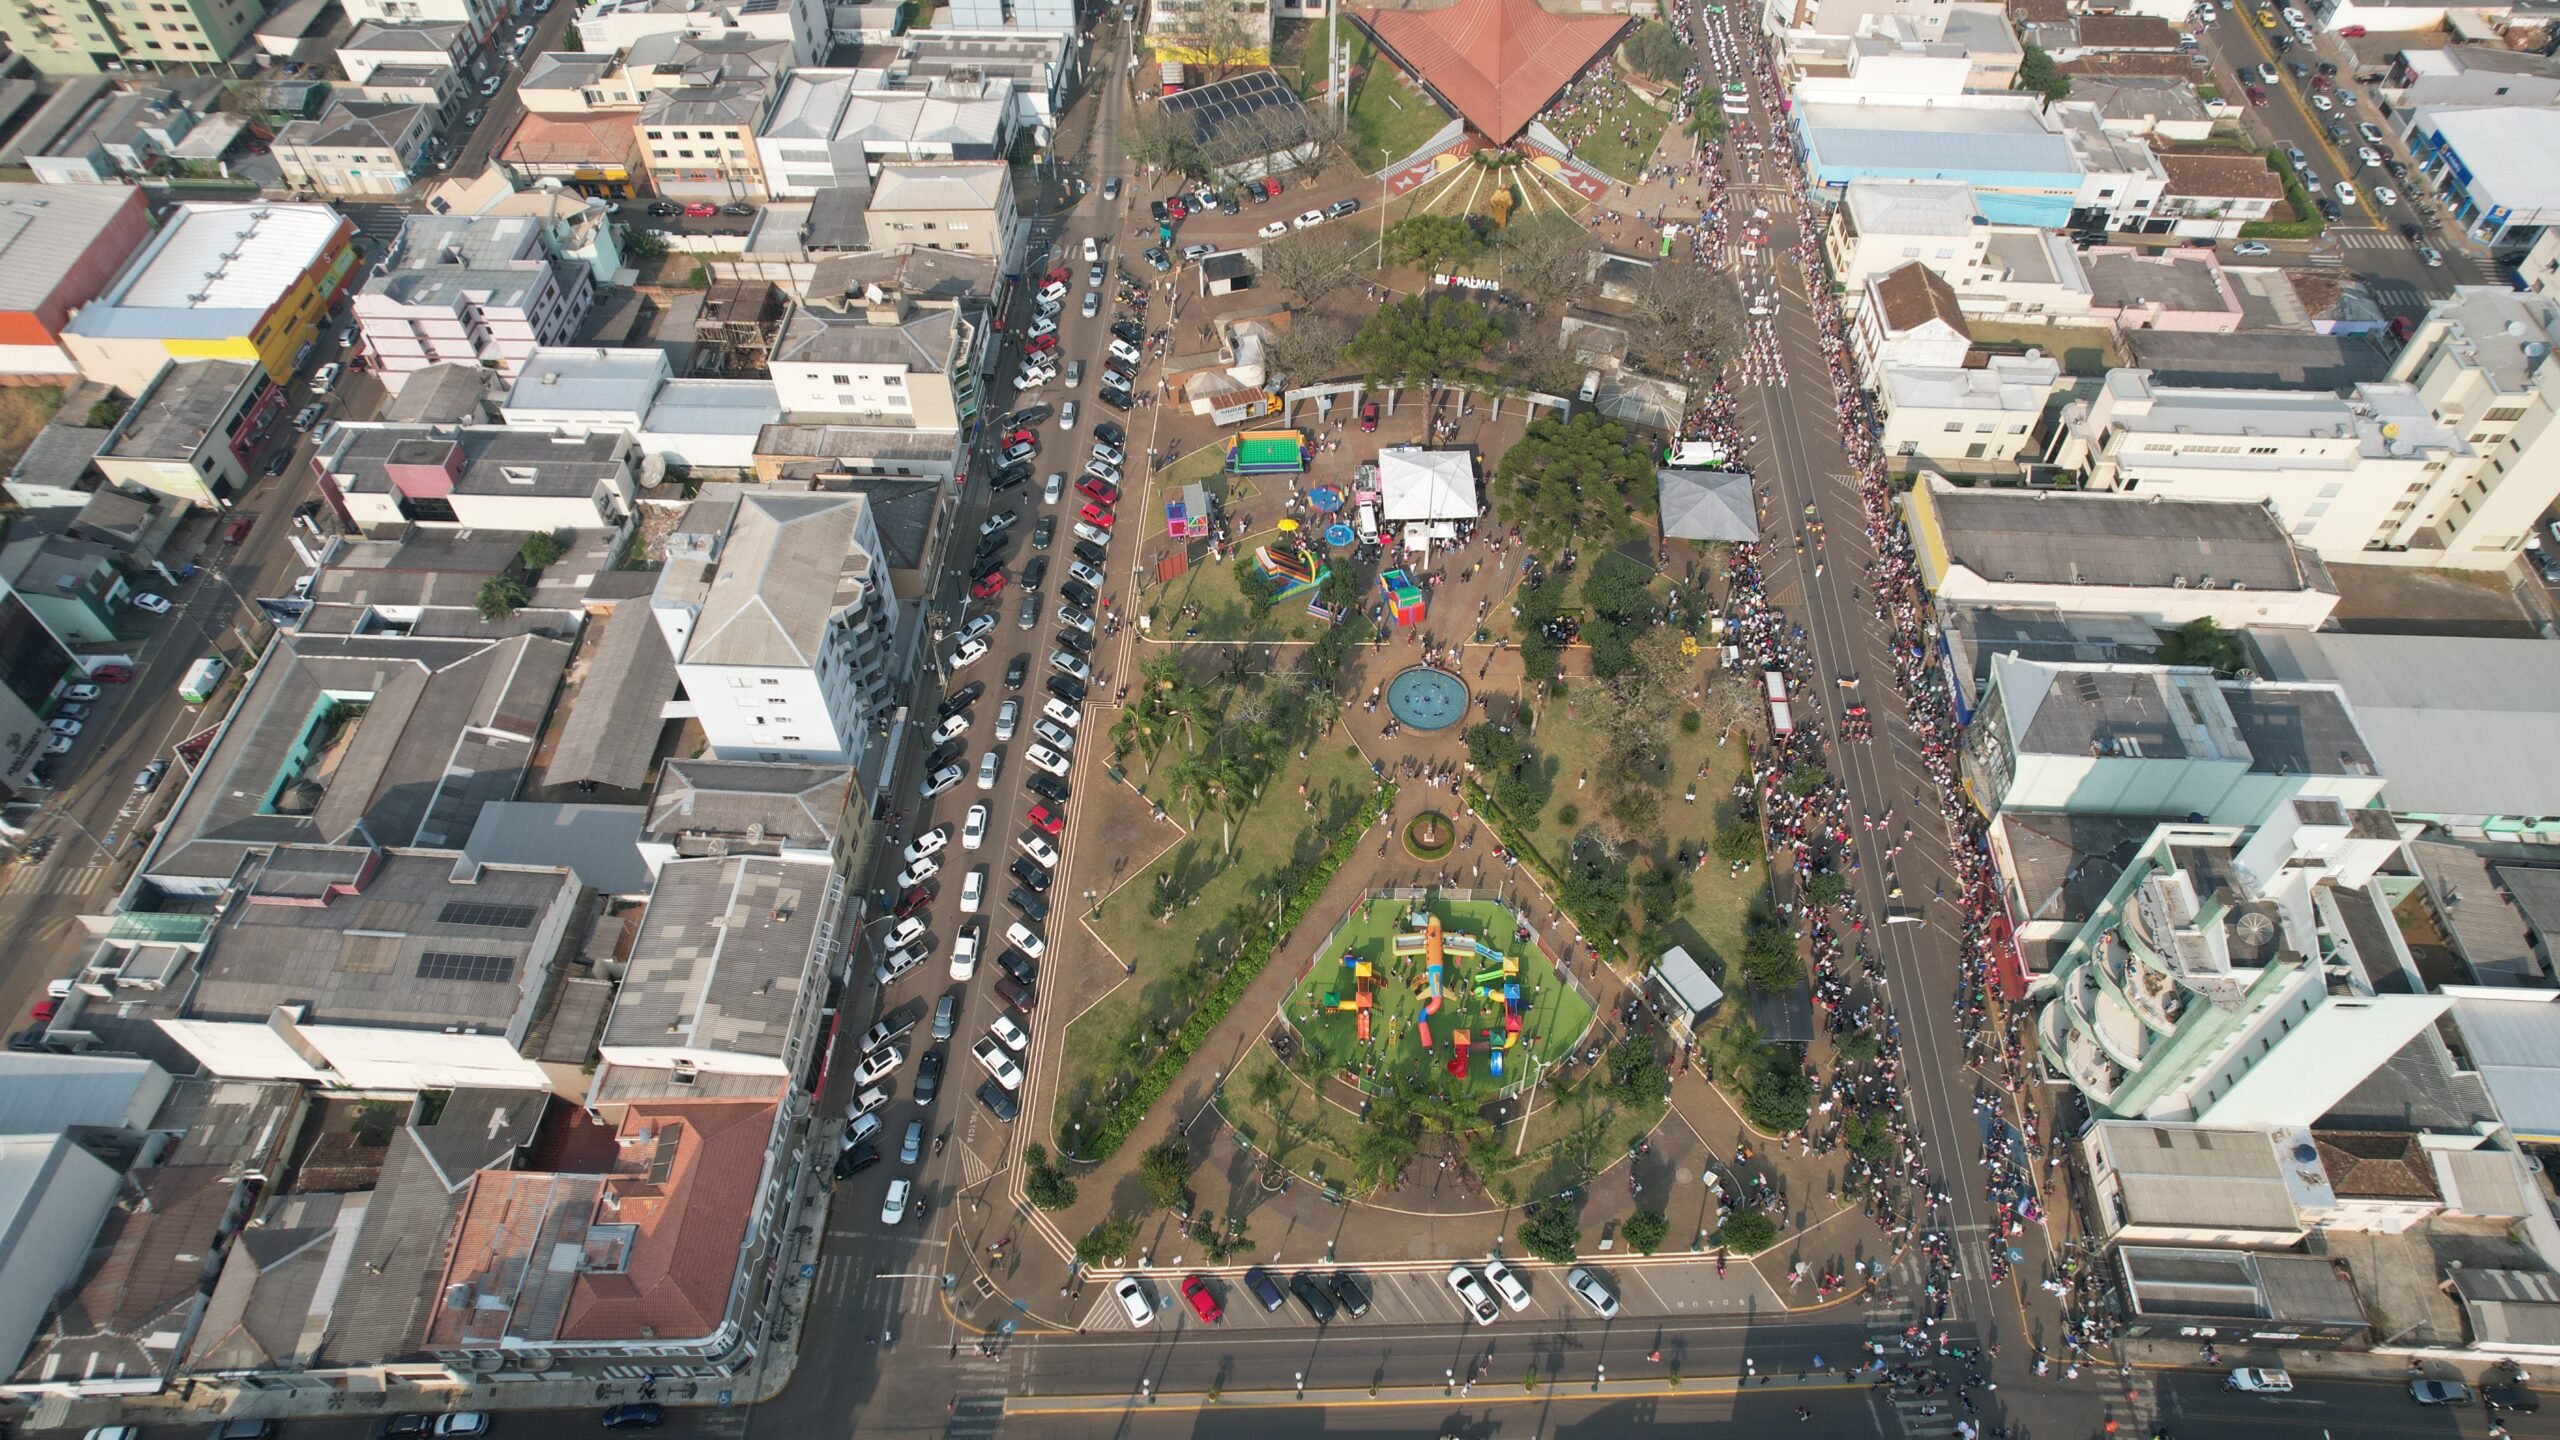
[804, 248, 996, 304]
[458, 802, 652, 895]
[2118, 1246, 2367, 1327]
[2157, 150, 2286, 201]
[869, 162, 1009, 212]
[2443, 990, 2560, 1144]
[645, 759, 848, 858]
[660, 489, 881, 668]
[276, 100, 427, 155]
[77, 203, 348, 340]
[774, 298, 963, 370]
[603, 856, 825, 1059]
[1870, 262, 1971, 339]
[362, 212, 553, 312]
[2085, 251, 2231, 314]
[2122, 329, 2393, 392]
[520, 51, 622, 88]
[1924, 480, 2321, 591]
[104, 359, 257, 461]
[1882, 352, 2059, 413]
[0, 184, 144, 315]
[2415, 106, 2560, 212]
[2248, 631, 2560, 820]
[506, 345, 672, 416]
[2090, 1121, 2322, 1232]
[1348, 0, 1632, 144]
[1797, 94, 2080, 178]
[547, 608, 679, 793]
[2422, 286, 2560, 395]
[1842, 178, 1982, 237]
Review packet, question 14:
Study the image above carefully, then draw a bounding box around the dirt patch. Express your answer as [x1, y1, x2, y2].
[0, 385, 64, 473]
[2325, 562, 2539, 638]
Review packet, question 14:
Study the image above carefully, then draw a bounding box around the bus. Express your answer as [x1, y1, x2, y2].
[179, 656, 228, 706]
[1764, 670, 1794, 737]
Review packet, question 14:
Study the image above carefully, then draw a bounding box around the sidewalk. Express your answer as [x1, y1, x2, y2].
[1005, 1368, 1864, 1417]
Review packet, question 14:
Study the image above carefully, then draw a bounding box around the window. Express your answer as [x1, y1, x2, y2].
[2486, 406, 2528, 423]
[1945, 421, 1963, 432]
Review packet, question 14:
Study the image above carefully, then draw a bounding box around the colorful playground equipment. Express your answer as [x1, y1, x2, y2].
[1165, 482, 1212, 538]
[1477, 955, 1524, 1078]
[1226, 429, 1307, 475]
[1255, 540, 1328, 600]
[1380, 567, 1426, 627]
[1395, 914, 1447, 1051]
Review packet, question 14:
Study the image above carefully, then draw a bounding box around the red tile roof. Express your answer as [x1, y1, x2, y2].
[1351, 0, 1634, 144]
[557, 1098, 775, 1343]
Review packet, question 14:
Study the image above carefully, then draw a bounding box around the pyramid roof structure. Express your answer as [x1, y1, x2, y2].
[1350, 0, 1633, 144]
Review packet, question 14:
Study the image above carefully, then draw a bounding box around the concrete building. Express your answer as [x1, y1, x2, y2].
[2083, 1120, 2333, 1247]
[2028, 791, 2443, 1128]
[1825, 181, 2091, 319]
[641, 758, 847, 873]
[2081, 247, 2244, 333]
[63, 202, 360, 395]
[2152, 151, 2287, 241]
[861, 163, 1020, 267]
[17, 81, 208, 183]
[872, 30, 1078, 137]
[593, 851, 835, 1099]
[769, 288, 984, 431]
[501, 346, 777, 468]
[1878, 352, 2062, 467]
[318, 424, 637, 533]
[272, 100, 433, 197]
[1778, 8, 2022, 97]
[946, 0, 1074, 30]
[2403, 107, 2560, 249]
[341, 0, 504, 42]
[0, 183, 154, 380]
[755, 70, 1016, 194]
[91, 358, 270, 509]
[518, 50, 645, 113]
[2388, 46, 2560, 112]
[637, 80, 777, 199]
[2379, 287, 2560, 569]
[1905, 479, 2342, 629]
[2046, 369, 2477, 565]
[649, 487, 903, 769]
[352, 212, 595, 391]
[1793, 93, 2164, 230]
[580, 0, 825, 65]
[1854, 262, 1972, 373]
[338, 21, 468, 83]
[0, 0, 262, 74]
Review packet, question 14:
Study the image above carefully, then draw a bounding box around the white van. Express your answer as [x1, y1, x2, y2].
[1578, 369, 1601, 403]
[2226, 1368, 2294, 1394]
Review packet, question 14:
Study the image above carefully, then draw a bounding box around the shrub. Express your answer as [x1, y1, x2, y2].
[1714, 1206, 1778, 1255]
[1139, 1139, 1191, 1209]
[1074, 1216, 1136, 1267]
[1024, 1144, 1078, 1210]
[1744, 1061, 1812, 1133]
[1601, 1035, 1667, 1106]
[1557, 803, 1579, 827]
[519, 530, 567, 572]
[1517, 1196, 1581, 1265]
[1624, 1209, 1669, 1255]
[474, 574, 527, 620]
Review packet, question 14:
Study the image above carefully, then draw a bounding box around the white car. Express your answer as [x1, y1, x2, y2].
[1068, 560, 1106, 589]
[1043, 473, 1066, 506]
[847, 1084, 892, 1119]
[512, 22, 535, 45]
[1025, 742, 1071, 776]
[979, 510, 1019, 539]
[973, 1035, 1026, 1089]
[996, 698, 1021, 739]
[1293, 210, 1327, 230]
[882, 1178, 911, 1224]
[1081, 291, 1100, 319]
[895, 854, 941, 888]
[1032, 717, 1076, 752]
[977, 750, 1001, 790]
[2334, 180, 2357, 203]
[883, 916, 928, 953]
[1059, 401, 1078, 431]
[951, 920, 983, 980]
[1014, 365, 1055, 389]
[2311, 92, 2333, 111]
[959, 865, 986, 912]
[435, 1423, 491, 1440]
[903, 827, 949, 865]
[1257, 220, 1288, 239]
[1447, 1266, 1500, 1325]
[2374, 185, 2399, 205]
[946, 637, 990, 671]
[921, 763, 966, 799]
[962, 804, 989, 850]
[1058, 604, 1095, 635]
[1483, 1257, 1532, 1311]
[47, 717, 81, 737]
[1025, 316, 1059, 341]
[989, 1013, 1030, 1050]
[2357, 145, 2383, 168]
[853, 1046, 905, 1086]
[1108, 339, 1144, 368]
[1085, 459, 1123, 486]
[1042, 697, 1082, 730]
[1072, 522, 1114, 549]
[1113, 1275, 1155, 1326]
[1006, 922, 1046, 959]
[133, 593, 172, 615]
[1018, 831, 1060, 867]
[1566, 1265, 1620, 1318]
[931, 711, 971, 744]
[2232, 240, 2272, 256]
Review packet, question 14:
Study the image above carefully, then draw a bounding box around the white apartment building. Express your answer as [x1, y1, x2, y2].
[351, 213, 594, 392]
[1878, 352, 2061, 465]
[769, 287, 985, 431]
[2047, 368, 2476, 564]
[650, 486, 904, 767]
[579, 0, 827, 68]
[946, 0, 1075, 31]
[2380, 287, 2560, 570]
[340, 0, 504, 43]
[756, 70, 1016, 195]
[1828, 180, 2093, 319]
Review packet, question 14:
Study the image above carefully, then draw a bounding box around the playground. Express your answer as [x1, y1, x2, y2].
[1286, 895, 1594, 1101]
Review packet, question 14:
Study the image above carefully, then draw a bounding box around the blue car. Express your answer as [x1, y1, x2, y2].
[601, 1403, 665, 1429]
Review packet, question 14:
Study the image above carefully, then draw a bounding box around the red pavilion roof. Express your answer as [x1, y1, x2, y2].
[1351, 0, 1634, 145]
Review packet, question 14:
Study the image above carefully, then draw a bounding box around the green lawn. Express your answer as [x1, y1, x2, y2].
[1545, 70, 1667, 183]
[1054, 740, 1381, 1145]
[1284, 896, 1596, 1100]
[1312, 19, 1456, 170]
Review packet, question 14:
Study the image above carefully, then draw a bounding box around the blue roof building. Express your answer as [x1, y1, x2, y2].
[1793, 97, 2085, 228]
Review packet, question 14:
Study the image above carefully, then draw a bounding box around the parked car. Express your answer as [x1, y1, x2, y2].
[1182, 1275, 1222, 1322]
[976, 1080, 1019, 1120]
[2411, 1380, 2476, 1407]
[973, 1035, 1025, 1089]
[1566, 1265, 1620, 1318]
[1447, 1266, 1500, 1325]
[1482, 1257, 1532, 1311]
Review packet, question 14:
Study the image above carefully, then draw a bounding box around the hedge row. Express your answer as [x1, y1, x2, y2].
[2242, 146, 2327, 241]
[1077, 779, 1399, 1162]
[1463, 776, 1619, 948]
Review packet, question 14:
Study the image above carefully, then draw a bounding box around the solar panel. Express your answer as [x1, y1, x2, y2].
[439, 900, 540, 930]
[1160, 70, 1310, 150]
[416, 952, 518, 984]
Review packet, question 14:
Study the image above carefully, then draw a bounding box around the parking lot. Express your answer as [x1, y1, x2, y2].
[1070, 1259, 1776, 1334]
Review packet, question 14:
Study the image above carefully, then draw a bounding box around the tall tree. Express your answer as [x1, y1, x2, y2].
[1495, 410, 1654, 550]
[1258, 225, 1366, 306]
[1384, 213, 1488, 271]
[1260, 312, 1354, 386]
[1622, 20, 1695, 83]
[1620, 262, 1742, 375]
[1346, 293, 1505, 389]
[1492, 212, 1599, 310]
[1125, 104, 1211, 181]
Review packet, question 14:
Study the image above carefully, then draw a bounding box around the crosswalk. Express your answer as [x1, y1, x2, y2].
[812, 1252, 946, 1328]
[2333, 227, 2407, 251]
[1, 859, 106, 897]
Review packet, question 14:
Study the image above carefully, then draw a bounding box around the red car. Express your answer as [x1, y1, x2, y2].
[1007, 427, 1038, 446]
[1045, 265, 1071, 284]
[1027, 804, 1065, 835]
[28, 999, 58, 1024]
[222, 516, 253, 544]
[1181, 1275, 1222, 1323]
[1075, 477, 1119, 506]
[2339, 22, 2366, 34]
[1078, 502, 1114, 530]
[972, 567, 1008, 599]
[91, 665, 133, 683]
[683, 201, 717, 217]
[1262, 177, 1283, 197]
[1166, 196, 1189, 219]
[1025, 334, 1058, 355]
[893, 885, 934, 919]
[1359, 401, 1378, 432]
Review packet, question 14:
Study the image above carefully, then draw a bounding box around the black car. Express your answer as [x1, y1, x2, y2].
[926, 740, 967, 773]
[1059, 578, 1098, 610]
[1009, 404, 1052, 426]
[915, 1048, 945, 1104]
[1025, 774, 1070, 807]
[1032, 515, 1056, 550]
[1218, 193, 1241, 215]
[6, 1028, 44, 1053]
[937, 681, 984, 719]
[263, 450, 291, 477]
[2385, 157, 2409, 180]
[1245, 179, 1270, 203]
[1094, 420, 1126, 446]
[1096, 387, 1133, 411]
[1010, 857, 1052, 893]
[977, 1080, 1020, 1121]
[2486, 1385, 2542, 1414]
[996, 947, 1040, 985]
[1110, 321, 1143, 345]
[2317, 197, 2343, 221]
[976, 531, 1013, 561]
[1290, 1271, 1336, 1324]
[1055, 628, 1094, 657]
[989, 465, 1032, 493]
[1004, 653, 1031, 689]
[834, 1141, 881, 1179]
[1072, 539, 1109, 567]
[1007, 886, 1049, 922]
[1149, 199, 1170, 221]
[2401, 221, 2424, 242]
[646, 201, 683, 217]
[377, 1416, 435, 1439]
[1328, 1271, 1373, 1318]
[2317, 59, 2337, 75]
[1021, 556, 1049, 591]
[601, 1403, 667, 1429]
[1047, 673, 1088, 703]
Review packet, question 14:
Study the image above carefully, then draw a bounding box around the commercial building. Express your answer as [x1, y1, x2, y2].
[2378, 287, 2560, 569]
[2114, 1247, 2372, 1347]
[1777, 8, 2022, 97]
[1876, 353, 2062, 468]
[2045, 369, 2476, 565]
[341, 0, 505, 43]
[946, 0, 1072, 30]
[755, 71, 1016, 194]
[2388, 45, 2560, 111]
[861, 164, 1020, 266]
[641, 758, 847, 873]
[871, 30, 1078, 137]
[338, 21, 468, 83]
[62, 202, 360, 395]
[498, 112, 646, 199]
[2081, 247, 2242, 333]
[18, 80, 208, 182]
[1854, 262, 1973, 373]
[352, 213, 595, 391]
[318, 424, 637, 533]
[768, 287, 984, 430]
[2151, 151, 2287, 241]
[578, 0, 829, 68]
[501, 346, 778, 468]
[1905, 479, 2340, 629]
[637, 80, 777, 198]
[2083, 1120, 2334, 1247]
[1792, 93, 2162, 229]
[1825, 181, 2093, 320]
[91, 358, 272, 509]
[2403, 107, 2560, 249]
[0, 183, 154, 380]
[272, 100, 433, 197]
[517, 51, 644, 113]
[649, 486, 904, 768]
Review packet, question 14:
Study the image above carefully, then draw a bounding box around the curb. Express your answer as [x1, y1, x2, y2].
[1004, 1370, 1850, 1415]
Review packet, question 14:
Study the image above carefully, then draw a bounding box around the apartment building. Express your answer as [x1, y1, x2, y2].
[1826, 180, 2091, 319]
[1876, 353, 2061, 467]
[769, 286, 984, 431]
[862, 164, 1019, 266]
[341, 0, 504, 42]
[272, 100, 434, 196]
[0, 0, 260, 74]
[2379, 287, 2560, 570]
[578, 0, 827, 68]
[756, 70, 1016, 194]
[351, 212, 594, 391]
[649, 486, 904, 768]
[638, 80, 776, 198]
